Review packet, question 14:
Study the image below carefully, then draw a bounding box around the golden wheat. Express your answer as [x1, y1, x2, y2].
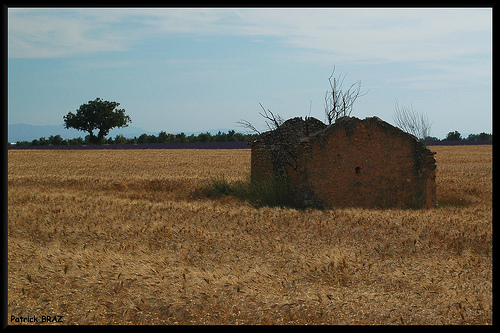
[8, 146, 492, 325]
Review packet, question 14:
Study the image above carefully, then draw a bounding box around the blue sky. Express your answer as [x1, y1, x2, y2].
[8, 8, 492, 139]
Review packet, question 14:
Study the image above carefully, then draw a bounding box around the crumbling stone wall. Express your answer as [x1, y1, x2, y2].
[250, 117, 326, 185]
[249, 116, 436, 209]
[297, 117, 436, 209]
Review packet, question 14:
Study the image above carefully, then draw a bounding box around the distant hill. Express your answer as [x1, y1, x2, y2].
[7, 123, 239, 143]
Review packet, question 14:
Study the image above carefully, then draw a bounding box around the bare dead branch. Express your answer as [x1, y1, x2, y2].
[236, 119, 261, 135]
[324, 67, 368, 125]
[239, 103, 300, 174]
[259, 103, 283, 132]
[392, 100, 433, 145]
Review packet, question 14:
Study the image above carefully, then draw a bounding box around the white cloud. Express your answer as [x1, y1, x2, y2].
[8, 7, 492, 64]
[228, 8, 492, 63]
[387, 59, 493, 90]
[8, 8, 131, 58]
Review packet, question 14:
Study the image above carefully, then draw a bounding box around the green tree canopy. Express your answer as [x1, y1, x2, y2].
[63, 98, 131, 144]
[445, 131, 462, 141]
[467, 132, 492, 141]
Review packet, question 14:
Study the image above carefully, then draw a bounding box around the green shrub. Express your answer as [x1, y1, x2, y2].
[200, 174, 321, 209]
[202, 176, 235, 198]
[243, 174, 297, 208]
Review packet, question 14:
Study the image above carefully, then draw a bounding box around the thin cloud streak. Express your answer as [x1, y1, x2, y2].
[9, 8, 491, 64]
[8, 8, 131, 58]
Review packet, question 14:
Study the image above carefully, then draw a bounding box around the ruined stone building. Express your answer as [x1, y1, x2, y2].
[249, 116, 437, 209]
[250, 116, 326, 187]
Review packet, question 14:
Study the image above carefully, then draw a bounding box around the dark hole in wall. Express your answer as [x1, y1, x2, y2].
[355, 167, 361, 175]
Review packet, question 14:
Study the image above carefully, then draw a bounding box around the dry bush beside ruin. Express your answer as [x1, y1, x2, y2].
[7, 146, 492, 325]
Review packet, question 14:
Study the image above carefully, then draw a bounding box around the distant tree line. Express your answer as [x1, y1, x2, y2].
[426, 131, 492, 142]
[12, 130, 258, 146]
[11, 130, 491, 146]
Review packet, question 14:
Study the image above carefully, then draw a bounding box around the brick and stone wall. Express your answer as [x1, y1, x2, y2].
[250, 117, 326, 183]
[297, 117, 436, 209]
[249, 116, 437, 209]
[250, 144, 276, 182]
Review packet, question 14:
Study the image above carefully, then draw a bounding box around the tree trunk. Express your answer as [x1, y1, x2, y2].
[88, 131, 100, 145]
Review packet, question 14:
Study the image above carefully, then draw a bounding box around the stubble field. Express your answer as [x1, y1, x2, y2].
[8, 145, 492, 325]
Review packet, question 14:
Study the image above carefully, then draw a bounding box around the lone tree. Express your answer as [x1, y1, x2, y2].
[63, 98, 131, 144]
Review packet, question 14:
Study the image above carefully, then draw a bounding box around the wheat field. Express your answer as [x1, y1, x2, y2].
[7, 146, 492, 325]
